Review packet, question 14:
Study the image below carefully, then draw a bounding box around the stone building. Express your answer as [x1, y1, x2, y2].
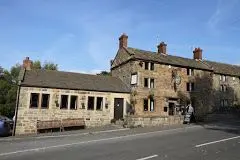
[15, 58, 130, 135]
[111, 34, 240, 120]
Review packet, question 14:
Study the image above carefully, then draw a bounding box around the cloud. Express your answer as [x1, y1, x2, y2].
[69, 69, 104, 75]
[207, 0, 239, 34]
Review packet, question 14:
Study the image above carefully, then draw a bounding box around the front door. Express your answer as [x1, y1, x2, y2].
[114, 98, 124, 120]
[169, 102, 175, 116]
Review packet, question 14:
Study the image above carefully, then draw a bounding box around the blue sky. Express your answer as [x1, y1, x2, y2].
[0, 0, 240, 73]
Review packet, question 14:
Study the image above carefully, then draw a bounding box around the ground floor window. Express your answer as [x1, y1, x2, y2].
[60, 95, 68, 109]
[30, 93, 39, 108]
[143, 98, 154, 111]
[143, 99, 148, 111]
[41, 94, 50, 109]
[150, 99, 154, 111]
[88, 96, 95, 110]
[96, 97, 103, 110]
[70, 95, 78, 110]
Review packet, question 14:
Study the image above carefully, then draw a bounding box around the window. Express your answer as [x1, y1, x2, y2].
[131, 73, 138, 85]
[60, 95, 68, 109]
[143, 99, 148, 111]
[145, 62, 149, 70]
[144, 78, 148, 87]
[221, 99, 228, 107]
[150, 63, 154, 70]
[150, 99, 154, 111]
[70, 96, 78, 110]
[150, 79, 154, 88]
[30, 93, 39, 108]
[187, 68, 194, 76]
[221, 85, 227, 92]
[41, 94, 50, 109]
[187, 83, 194, 91]
[220, 75, 227, 82]
[87, 96, 95, 110]
[96, 97, 103, 110]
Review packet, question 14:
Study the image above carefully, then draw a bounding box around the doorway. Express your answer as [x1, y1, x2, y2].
[168, 102, 175, 116]
[114, 98, 124, 120]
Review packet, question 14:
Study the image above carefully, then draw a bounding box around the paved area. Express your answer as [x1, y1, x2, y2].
[0, 123, 239, 160]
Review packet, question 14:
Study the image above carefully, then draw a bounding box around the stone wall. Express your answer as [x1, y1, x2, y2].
[112, 57, 214, 118]
[16, 87, 130, 135]
[124, 115, 184, 128]
[212, 74, 240, 108]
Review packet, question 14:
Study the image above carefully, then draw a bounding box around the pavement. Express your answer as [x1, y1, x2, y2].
[0, 123, 239, 160]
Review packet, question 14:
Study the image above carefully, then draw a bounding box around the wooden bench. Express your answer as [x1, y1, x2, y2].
[61, 118, 85, 131]
[36, 120, 61, 133]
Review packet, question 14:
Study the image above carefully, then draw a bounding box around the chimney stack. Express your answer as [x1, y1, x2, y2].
[119, 33, 128, 49]
[23, 57, 33, 70]
[157, 42, 167, 55]
[193, 48, 203, 60]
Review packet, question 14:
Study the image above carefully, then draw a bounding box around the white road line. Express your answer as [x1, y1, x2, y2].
[0, 126, 200, 157]
[136, 154, 158, 160]
[195, 135, 240, 148]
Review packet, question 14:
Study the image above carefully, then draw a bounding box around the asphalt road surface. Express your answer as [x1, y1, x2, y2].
[0, 124, 239, 160]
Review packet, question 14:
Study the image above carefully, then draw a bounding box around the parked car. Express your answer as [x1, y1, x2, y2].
[0, 115, 13, 137]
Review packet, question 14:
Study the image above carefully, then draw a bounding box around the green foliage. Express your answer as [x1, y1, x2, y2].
[0, 60, 58, 117]
[43, 61, 58, 70]
[97, 71, 111, 76]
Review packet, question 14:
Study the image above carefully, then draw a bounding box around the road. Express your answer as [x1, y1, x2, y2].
[0, 124, 239, 160]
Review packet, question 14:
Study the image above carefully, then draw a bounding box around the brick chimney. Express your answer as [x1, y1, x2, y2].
[193, 47, 203, 60]
[119, 33, 128, 49]
[157, 42, 167, 55]
[23, 57, 33, 70]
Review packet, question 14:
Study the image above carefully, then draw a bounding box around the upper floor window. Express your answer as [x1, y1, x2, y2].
[144, 78, 155, 88]
[150, 63, 154, 71]
[131, 73, 138, 85]
[187, 68, 194, 76]
[145, 62, 149, 70]
[220, 75, 227, 82]
[187, 82, 195, 91]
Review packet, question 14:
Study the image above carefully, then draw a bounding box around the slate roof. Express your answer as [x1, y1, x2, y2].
[20, 69, 130, 93]
[124, 47, 240, 76]
[203, 60, 240, 76]
[126, 47, 212, 71]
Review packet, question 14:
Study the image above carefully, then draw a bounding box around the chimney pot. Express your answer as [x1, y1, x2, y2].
[119, 33, 128, 49]
[157, 42, 167, 55]
[193, 47, 203, 60]
[23, 57, 33, 70]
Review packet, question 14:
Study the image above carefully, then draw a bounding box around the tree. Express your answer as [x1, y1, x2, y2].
[43, 61, 58, 70]
[0, 61, 58, 117]
[97, 71, 111, 76]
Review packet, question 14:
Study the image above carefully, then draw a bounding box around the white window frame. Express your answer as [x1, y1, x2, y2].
[131, 73, 138, 85]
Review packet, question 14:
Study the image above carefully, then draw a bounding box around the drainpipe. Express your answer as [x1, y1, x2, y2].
[12, 82, 21, 136]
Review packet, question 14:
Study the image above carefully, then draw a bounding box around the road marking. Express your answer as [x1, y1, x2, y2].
[0, 126, 200, 157]
[136, 154, 158, 160]
[195, 135, 240, 148]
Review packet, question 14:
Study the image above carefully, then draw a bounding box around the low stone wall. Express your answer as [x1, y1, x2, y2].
[124, 115, 184, 128]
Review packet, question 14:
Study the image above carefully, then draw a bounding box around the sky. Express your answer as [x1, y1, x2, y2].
[0, 0, 240, 74]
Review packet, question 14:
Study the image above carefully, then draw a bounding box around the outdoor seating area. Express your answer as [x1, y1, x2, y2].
[36, 118, 85, 133]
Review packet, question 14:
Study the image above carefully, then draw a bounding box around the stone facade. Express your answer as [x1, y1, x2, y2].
[111, 34, 240, 120]
[16, 86, 130, 135]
